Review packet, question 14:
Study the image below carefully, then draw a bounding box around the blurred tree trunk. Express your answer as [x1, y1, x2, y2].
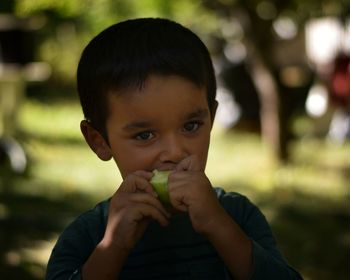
[246, 43, 288, 162]
[203, 0, 350, 162]
[202, 0, 291, 162]
[240, 6, 290, 163]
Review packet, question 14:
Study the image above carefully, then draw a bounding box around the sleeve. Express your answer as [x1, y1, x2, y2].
[217, 189, 303, 280]
[45, 207, 106, 280]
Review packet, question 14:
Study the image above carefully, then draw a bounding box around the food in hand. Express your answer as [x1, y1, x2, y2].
[150, 170, 171, 204]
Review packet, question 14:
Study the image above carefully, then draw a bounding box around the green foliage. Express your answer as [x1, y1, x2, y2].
[9, 0, 218, 86]
[15, 0, 80, 17]
[7, 0, 350, 86]
[204, 0, 350, 22]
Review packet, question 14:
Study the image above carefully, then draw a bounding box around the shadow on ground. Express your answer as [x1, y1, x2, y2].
[258, 190, 350, 280]
[0, 174, 95, 280]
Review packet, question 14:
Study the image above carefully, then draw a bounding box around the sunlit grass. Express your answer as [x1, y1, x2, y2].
[207, 127, 274, 195]
[17, 99, 121, 200]
[19, 99, 82, 141]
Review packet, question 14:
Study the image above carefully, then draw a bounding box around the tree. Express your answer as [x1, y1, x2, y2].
[8, 0, 218, 85]
[7, 0, 350, 162]
[202, 0, 350, 162]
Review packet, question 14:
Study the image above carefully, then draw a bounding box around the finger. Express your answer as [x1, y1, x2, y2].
[169, 194, 188, 213]
[121, 174, 157, 196]
[130, 193, 171, 218]
[166, 182, 189, 212]
[175, 155, 201, 172]
[131, 204, 170, 227]
[171, 201, 188, 213]
[133, 170, 154, 180]
[133, 177, 157, 196]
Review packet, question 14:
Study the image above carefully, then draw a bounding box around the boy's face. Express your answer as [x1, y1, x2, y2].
[92, 75, 214, 178]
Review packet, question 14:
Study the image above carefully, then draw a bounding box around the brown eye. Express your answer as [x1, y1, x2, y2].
[135, 131, 154, 140]
[183, 121, 202, 132]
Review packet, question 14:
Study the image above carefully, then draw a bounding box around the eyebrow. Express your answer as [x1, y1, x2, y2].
[122, 108, 209, 131]
[185, 108, 209, 120]
[123, 121, 152, 131]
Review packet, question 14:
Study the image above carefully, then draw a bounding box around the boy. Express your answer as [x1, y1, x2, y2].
[46, 18, 302, 280]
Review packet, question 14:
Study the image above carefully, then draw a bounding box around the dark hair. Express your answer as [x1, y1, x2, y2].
[77, 18, 217, 138]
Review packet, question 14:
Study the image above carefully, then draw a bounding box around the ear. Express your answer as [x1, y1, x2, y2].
[80, 120, 112, 161]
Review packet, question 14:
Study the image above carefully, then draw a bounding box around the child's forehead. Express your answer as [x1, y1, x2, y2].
[107, 74, 206, 100]
[105, 75, 209, 118]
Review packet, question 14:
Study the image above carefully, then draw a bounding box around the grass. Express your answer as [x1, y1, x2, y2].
[1, 98, 350, 279]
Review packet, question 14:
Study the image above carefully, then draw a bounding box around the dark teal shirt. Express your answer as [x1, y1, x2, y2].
[46, 188, 302, 279]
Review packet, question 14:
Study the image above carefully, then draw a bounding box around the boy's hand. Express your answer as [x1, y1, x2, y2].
[168, 157, 253, 280]
[103, 170, 170, 252]
[168, 156, 228, 235]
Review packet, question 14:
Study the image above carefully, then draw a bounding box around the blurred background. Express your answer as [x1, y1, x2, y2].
[1, 0, 350, 279]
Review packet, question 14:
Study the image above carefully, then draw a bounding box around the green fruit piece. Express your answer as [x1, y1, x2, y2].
[150, 170, 171, 204]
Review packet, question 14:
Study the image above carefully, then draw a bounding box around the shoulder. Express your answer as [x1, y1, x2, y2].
[46, 200, 110, 279]
[213, 188, 303, 278]
[65, 199, 109, 241]
[52, 199, 109, 255]
[214, 187, 268, 234]
[74, 199, 109, 226]
[214, 187, 257, 216]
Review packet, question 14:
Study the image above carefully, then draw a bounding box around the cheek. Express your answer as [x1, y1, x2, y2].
[199, 143, 210, 162]
[112, 146, 156, 176]
[192, 136, 210, 167]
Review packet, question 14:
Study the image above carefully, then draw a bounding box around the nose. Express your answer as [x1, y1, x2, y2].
[159, 134, 187, 164]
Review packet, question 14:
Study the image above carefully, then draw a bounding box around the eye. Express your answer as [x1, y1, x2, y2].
[183, 121, 202, 133]
[135, 131, 154, 141]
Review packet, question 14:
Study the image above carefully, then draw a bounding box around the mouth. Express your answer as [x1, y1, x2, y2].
[154, 163, 177, 172]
